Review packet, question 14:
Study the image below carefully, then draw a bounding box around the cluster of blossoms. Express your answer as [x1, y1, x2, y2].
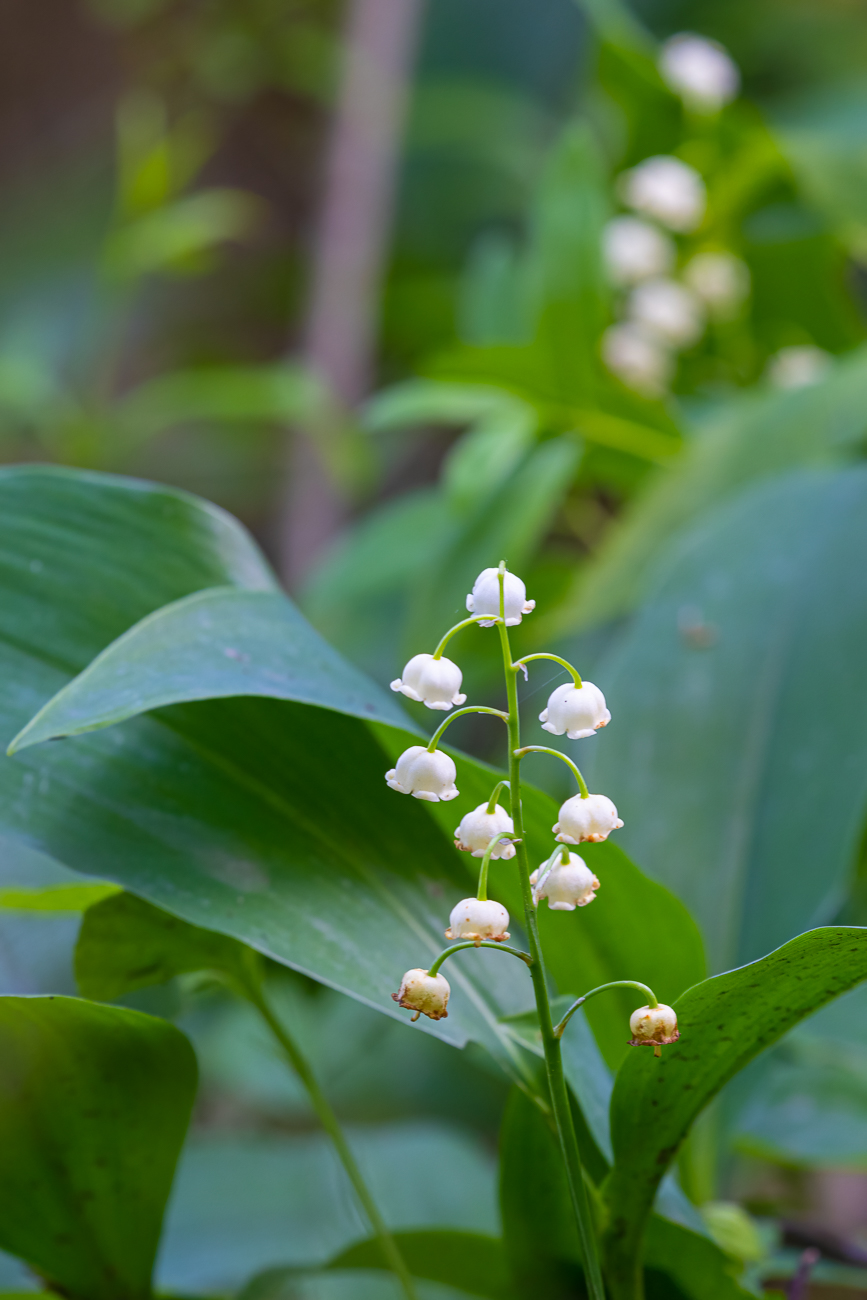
[387, 564, 678, 1057]
[601, 33, 750, 398]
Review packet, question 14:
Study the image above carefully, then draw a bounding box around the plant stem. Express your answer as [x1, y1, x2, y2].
[427, 705, 510, 752]
[432, 613, 502, 659]
[246, 979, 419, 1300]
[476, 831, 517, 900]
[515, 745, 590, 798]
[514, 652, 583, 687]
[485, 779, 510, 814]
[496, 569, 606, 1300]
[554, 981, 659, 1038]
[428, 940, 533, 978]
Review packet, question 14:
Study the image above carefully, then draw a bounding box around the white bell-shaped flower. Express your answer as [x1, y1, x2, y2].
[684, 251, 750, 317]
[466, 567, 535, 627]
[603, 216, 675, 286]
[540, 681, 611, 740]
[629, 1003, 679, 1047]
[454, 803, 516, 858]
[602, 323, 673, 398]
[386, 746, 459, 802]
[628, 278, 705, 349]
[619, 156, 706, 232]
[390, 653, 466, 711]
[392, 968, 450, 1021]
[659, 33, 740, 113]
[531, 854, 599, 910]
[445, 897, 510, 942]
[554, 793, 623, 844]
[766, 345, 831, 390]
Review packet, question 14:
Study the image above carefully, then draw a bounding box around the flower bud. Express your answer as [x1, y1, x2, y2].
[603, 216, 675, 286]
[531, 853, 599, 910]
[390, 653, 467, 711]
[619, 155, 706, 232]
[629, 1003, 679, 1050]
[659, 33, 740, 113]
[445, 897, 510, 942]
[386, 746, 459, 802]
[540, 681, 611, 740]
[466, 567, 535, 627]
[602, 323, 673, 398]
[454, 803, 516, 858]
[392, 968, 450, 1021]
[628, 278, 705, 349]
[554, 793, 623, 844]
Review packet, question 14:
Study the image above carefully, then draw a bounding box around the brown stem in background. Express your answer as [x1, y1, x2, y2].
[279, 0, 425, 587]
[788, 1248, 820, 1300]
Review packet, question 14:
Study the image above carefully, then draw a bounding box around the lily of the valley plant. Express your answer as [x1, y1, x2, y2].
[387, 562, 677, 1298]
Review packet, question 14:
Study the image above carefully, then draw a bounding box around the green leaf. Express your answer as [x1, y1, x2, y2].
[325, 1231, 514, 1300]
[75, 891, 248, 1000]
[0, 882, 120, 911]
[0, 995, 196, 1300]
[591, 466, 867, 971]
[547, 348, 867, 638]
[103, 188, 263, 279]
[641, 1219, 754, 1300]
[602, 927, 867, 1298]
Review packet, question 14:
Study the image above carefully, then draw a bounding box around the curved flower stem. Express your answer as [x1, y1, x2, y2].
[240, 962, 418, 1300]
[428, 940, 533, 978]
[514, 745, 590, 798]
[553, 981, 659, 1039]
[476, 831, 519, 901]
[427, 705, 510, 752]
[513, 652, 582, 687]
[495, 564, 606, 1300]
[485, 779, 511, 815]
[432, 614, 502, 659]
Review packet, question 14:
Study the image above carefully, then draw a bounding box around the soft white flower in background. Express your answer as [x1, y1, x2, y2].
[628, 278, 705, 348]
[603, 216, 676, 285]
[466, 567, 535, 627]
[554, 792, 623, 844]
[385, 746, 459, 801]
[540, 681, 610, 739]
[392, 969, 450, 1020]
[684, 251, 750, 317]
[602, 322, 673, 398]
[445, 897, 510, 942]
[390, 653, 466, 711]
[766, 345, 832, 390]
[629, 1003, 680, 1046]
[454, 803, 516, 858]
[619, 155, 706, 232]
[531, 853, 600, 910]
[659, 33, 740, 113]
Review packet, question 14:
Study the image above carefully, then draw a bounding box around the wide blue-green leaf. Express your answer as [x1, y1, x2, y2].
[591, 466, 867, 971]
[602, 927, 867, 1300]
[0, 995, 196, 1300]
[546, 349, 867, 638]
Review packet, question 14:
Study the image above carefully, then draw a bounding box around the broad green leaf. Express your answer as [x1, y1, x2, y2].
[0, 995, 196, 1300]
[546, 348, 867, 639]
[0, 882, 120, 911]
[325, 1231, 513, 1300]
[590, 466, 867, 971]
[602, 927, 867, 1299]
[75, 891, 247, 1000]
[641, 1219, 754, 1300]
[240, 1271, 476, 1300]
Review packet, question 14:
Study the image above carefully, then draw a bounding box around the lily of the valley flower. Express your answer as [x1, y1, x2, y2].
[629, 1003, 679, 1048]
[603, 216, 675, 285]
[531, 853, 600, 910]
[602, 322, 673, 398]
[628, 278, 705, 348]
[540, 681, 610, 740]
[454, 803, 516, 858]
[620, 155, 706, 233]
[391, 653, 466, 711]
[386, 746, 459, 802]
[467, 567, 535, 627]
[445, 897, 510, 942]
[659, 33, 740, 113]
[684, 251, 750, 317]
[392, 969, 450, 1021]
[554, 792, 623, 844]
[767, 345, 831, 390]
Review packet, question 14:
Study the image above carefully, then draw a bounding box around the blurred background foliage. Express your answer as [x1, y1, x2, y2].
[5, 0, 867, 1292]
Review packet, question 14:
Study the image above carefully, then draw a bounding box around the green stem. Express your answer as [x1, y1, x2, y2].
[485, 779, 511, 815]
[427, 705, 510, 752]
[514, 652, 582, 687]
[476, 831, 518, 901]
[554, 981, 659, 1039]
[428, 940, 533, 978]
[515, 745, 590, 798]
[496, 567, 606, 1300]
[244, 976, 418, 1300]
[432, 614, 502, 659]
